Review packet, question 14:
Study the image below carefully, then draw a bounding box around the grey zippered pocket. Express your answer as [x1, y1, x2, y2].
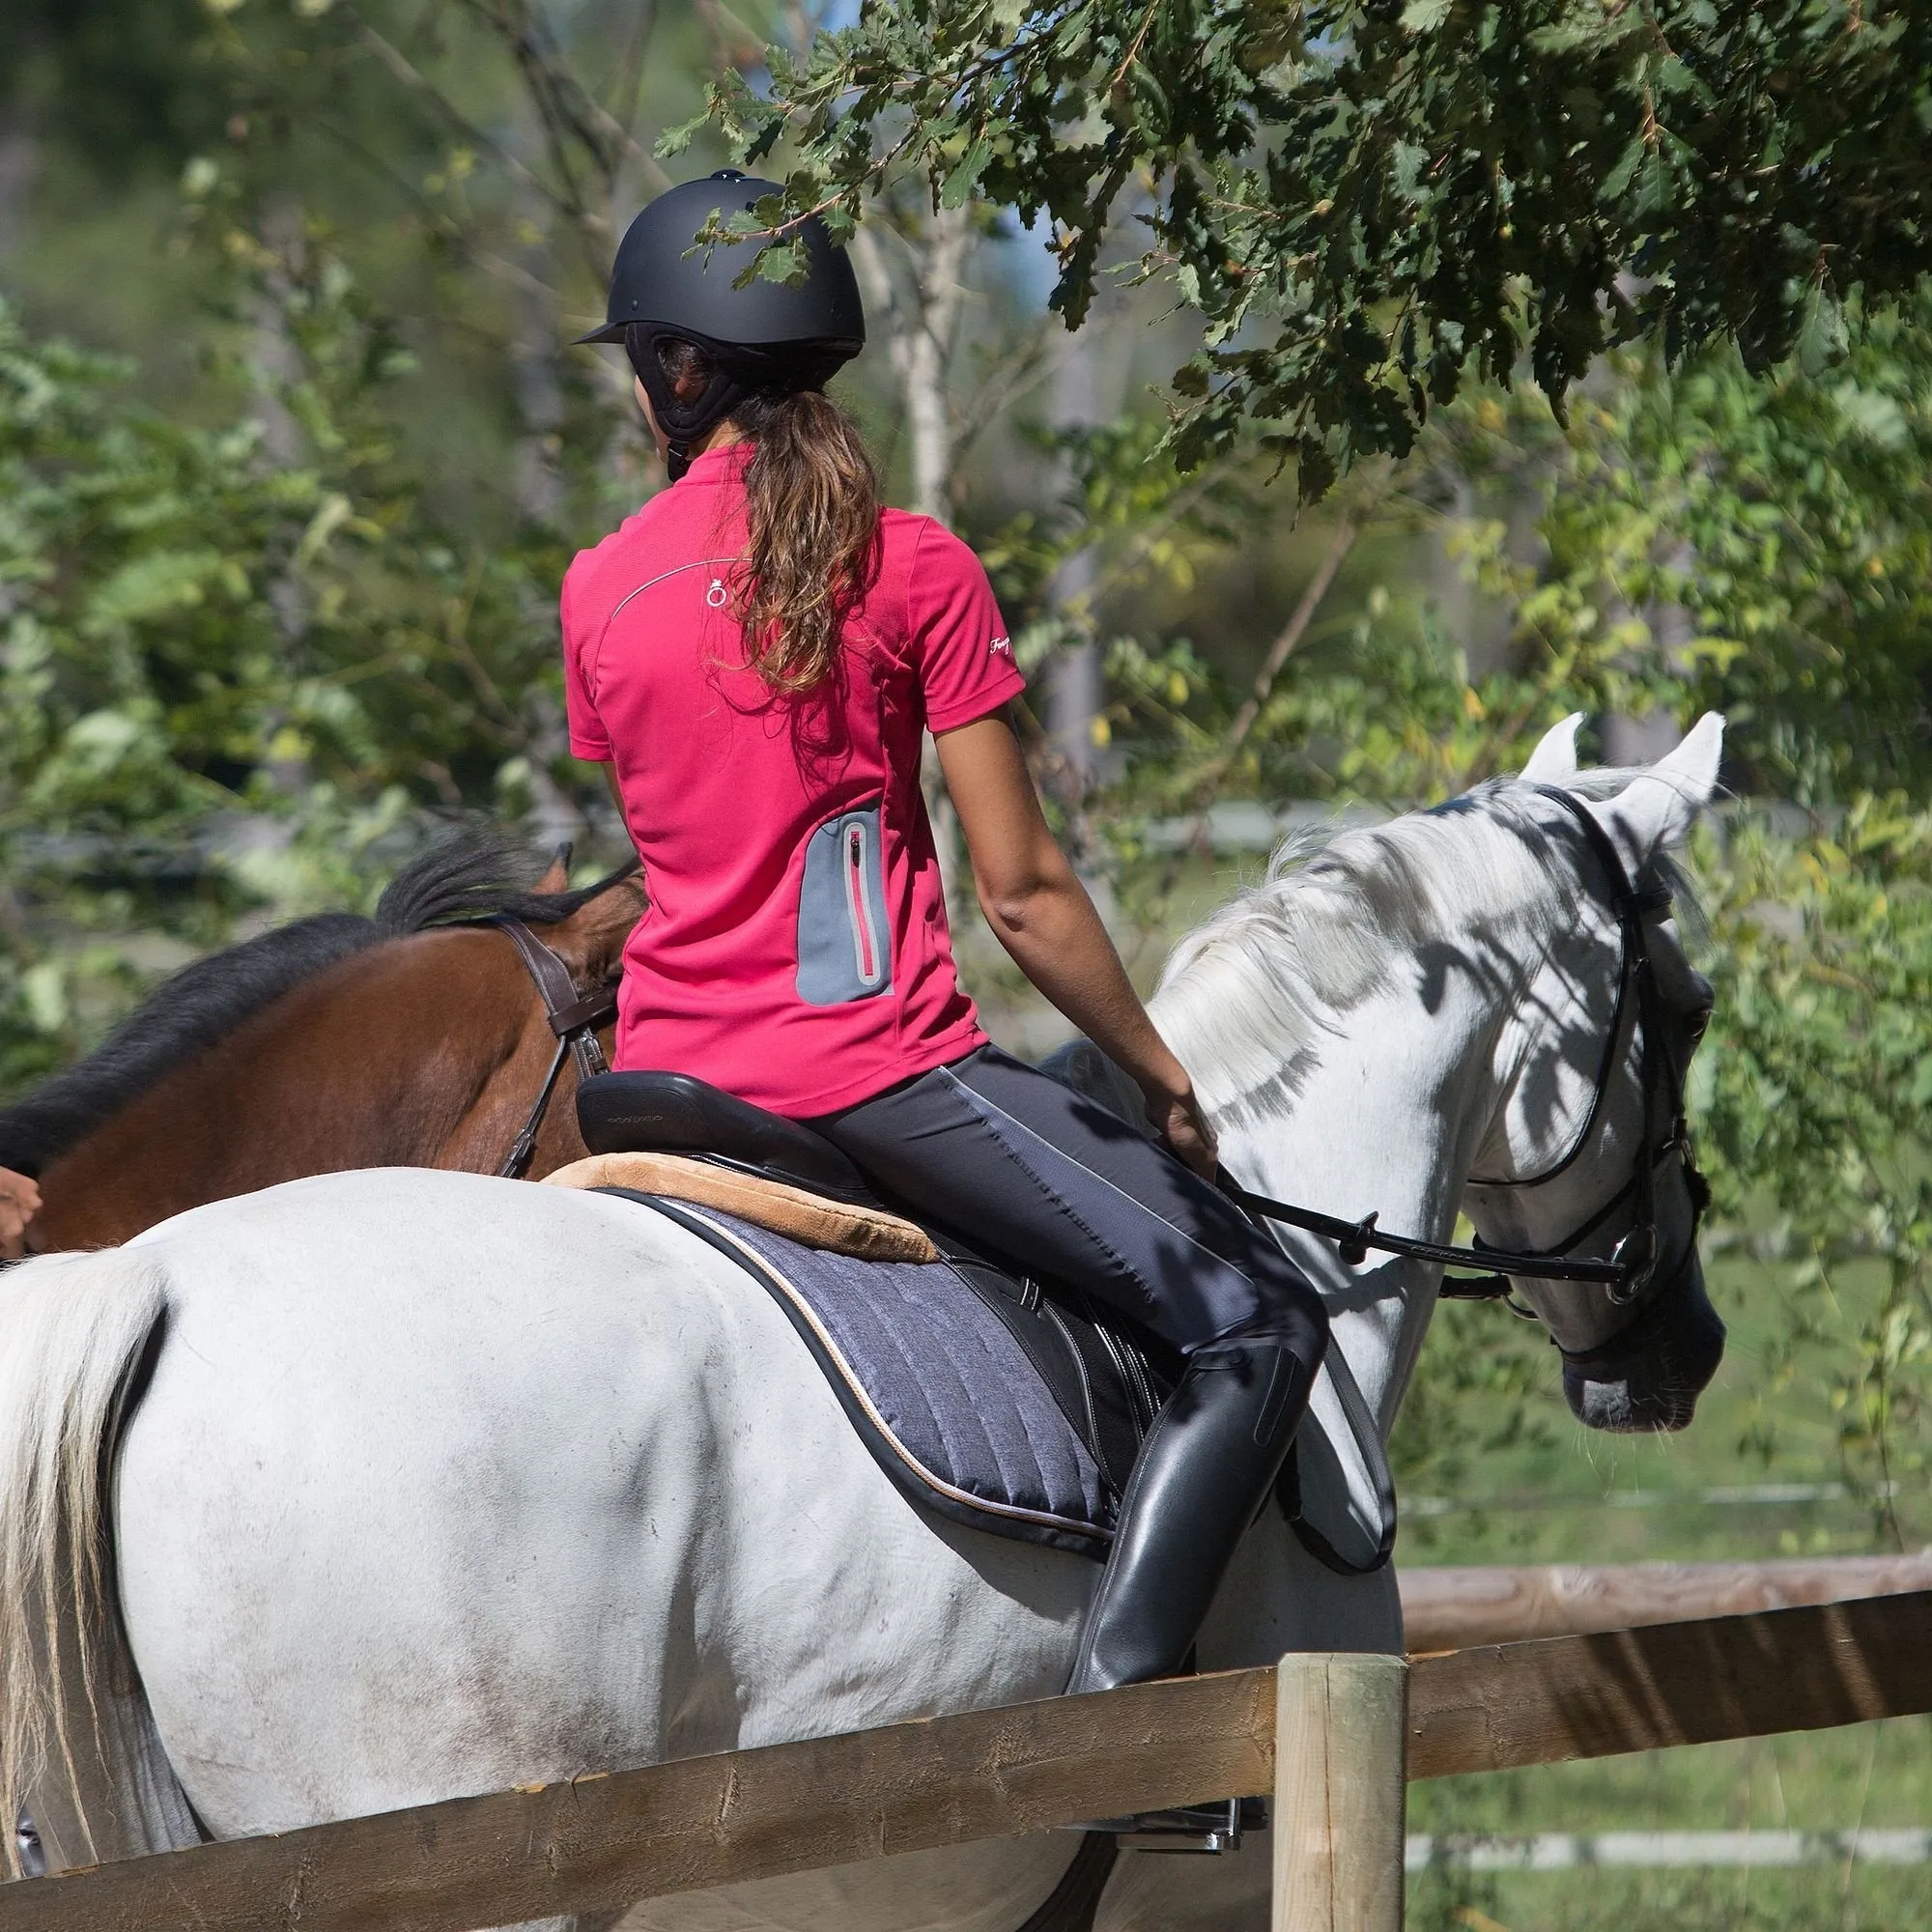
[796, 801, 892, 1005]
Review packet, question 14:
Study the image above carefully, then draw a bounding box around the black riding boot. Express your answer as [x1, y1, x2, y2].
[1064, 1338, 1319, 1695]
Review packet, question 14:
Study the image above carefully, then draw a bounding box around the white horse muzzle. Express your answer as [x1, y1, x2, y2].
[1559, 1249, 1725, 1433]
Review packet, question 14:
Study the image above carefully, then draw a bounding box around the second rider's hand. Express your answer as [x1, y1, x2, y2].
[0, 1166, 42, 1261]
[1147, 1083, 1220, 1181]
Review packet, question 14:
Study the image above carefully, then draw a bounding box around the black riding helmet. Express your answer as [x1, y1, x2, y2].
[578, 169, 866, 480]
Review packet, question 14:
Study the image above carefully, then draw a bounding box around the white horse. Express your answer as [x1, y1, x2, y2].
[0, 718, 1727, 1931]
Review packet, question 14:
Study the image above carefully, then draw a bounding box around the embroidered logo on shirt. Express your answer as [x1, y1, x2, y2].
[990, 634, 1013, 658]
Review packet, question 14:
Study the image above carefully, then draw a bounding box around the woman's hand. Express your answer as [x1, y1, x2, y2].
[1143, 1079, 1220, 1181]
[0, 1167, 42, 1259]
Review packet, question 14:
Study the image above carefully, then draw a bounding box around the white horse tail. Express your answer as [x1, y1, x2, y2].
[0, 1247, 197, 1876]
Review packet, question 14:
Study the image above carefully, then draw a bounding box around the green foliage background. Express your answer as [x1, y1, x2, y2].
[698, 0, 1932, 482]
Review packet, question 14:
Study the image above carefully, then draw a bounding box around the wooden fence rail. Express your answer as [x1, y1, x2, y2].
[1400, 1552, 1932, 1651]
[4, 1590, 1929, 1932]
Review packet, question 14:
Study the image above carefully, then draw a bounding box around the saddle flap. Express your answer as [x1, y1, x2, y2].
[577, 1069, 875, 1205]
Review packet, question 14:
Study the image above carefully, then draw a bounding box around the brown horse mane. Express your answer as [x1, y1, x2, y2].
[0, 831, 639, 1179]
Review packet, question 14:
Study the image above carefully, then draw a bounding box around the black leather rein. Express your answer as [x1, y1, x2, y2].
[488, 916, 618, 1179]
[1220, 1175, 1629, 1297]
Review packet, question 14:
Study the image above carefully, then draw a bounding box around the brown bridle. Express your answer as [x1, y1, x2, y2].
[487, 917, 619, 1179]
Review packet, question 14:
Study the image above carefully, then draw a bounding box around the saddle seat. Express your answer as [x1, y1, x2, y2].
[576, 1069, 876, 1205]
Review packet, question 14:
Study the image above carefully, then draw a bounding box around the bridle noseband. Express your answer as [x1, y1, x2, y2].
[1224, 785, 1710, 1335]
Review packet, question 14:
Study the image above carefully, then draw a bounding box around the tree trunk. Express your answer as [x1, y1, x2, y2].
[849, 206, 974, 909]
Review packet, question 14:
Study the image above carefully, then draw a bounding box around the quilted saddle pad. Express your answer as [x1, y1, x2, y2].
[599, 1190, 1176, 1557]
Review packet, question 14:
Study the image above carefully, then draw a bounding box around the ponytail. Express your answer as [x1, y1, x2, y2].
[733, 388, 880, 696]
[644, 336, 879, 696]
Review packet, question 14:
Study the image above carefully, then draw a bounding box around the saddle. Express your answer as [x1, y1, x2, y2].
[547, 1069, 1180, 1553]
[577, 1070, 880, 1206]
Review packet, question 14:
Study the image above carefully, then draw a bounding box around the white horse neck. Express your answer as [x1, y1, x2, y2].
[1151, 790, 1591, 1435]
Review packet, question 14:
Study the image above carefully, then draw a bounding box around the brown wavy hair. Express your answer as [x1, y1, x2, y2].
[655, 339, 879, 696]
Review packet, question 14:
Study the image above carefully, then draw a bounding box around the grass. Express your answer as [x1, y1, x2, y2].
[1406, 1865, 1932, 1932]
[1402, 1247, 1932, 1928]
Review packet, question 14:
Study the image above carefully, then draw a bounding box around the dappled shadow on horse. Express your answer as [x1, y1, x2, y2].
[0, 833, 644, 1250]
[0, 718, 1726, 1932]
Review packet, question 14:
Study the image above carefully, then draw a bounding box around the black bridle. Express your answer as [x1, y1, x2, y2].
[1223, 785, 1710, 1329]
[488, 917, 619, 1179]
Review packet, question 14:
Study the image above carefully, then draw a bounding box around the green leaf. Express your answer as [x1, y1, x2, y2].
[1797, 286, 1847, 377]
[1600, 134, 1648, 204]
[941, 135, 993, 210]
[654, 112, 706, 159]
[1392, 141, 1430, 204]
[1633, 152, 1676, 217]
[753, 240, 808, 287]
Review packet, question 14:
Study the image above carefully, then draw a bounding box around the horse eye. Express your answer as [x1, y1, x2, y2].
[1686, 1005, 1712, 1043]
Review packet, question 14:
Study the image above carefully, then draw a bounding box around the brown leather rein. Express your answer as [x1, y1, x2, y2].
[487, 916, 618, 1179]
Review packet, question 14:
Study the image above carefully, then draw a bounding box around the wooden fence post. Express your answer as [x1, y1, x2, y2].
[1272, 1652, 1408, 1932]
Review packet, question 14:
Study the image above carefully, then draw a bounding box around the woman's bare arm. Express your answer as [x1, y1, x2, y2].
[934, 709, 1217, 1178]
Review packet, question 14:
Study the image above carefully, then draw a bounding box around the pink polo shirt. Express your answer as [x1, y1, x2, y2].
[561, 443, 1025, 1117]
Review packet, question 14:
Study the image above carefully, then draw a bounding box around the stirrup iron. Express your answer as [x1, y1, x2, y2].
[1062, 1796, 1267, 1853]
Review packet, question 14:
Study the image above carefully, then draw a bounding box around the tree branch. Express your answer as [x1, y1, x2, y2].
[309, 116, 559, 307]
[1156, 470, 1390, 885]
[606, 0, 661, 135]
[851, 206, 973, 523]
[1215, 510, 1364, 777]
[345, 12, 574, 224]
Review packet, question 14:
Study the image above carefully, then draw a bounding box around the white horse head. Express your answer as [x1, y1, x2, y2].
[1151, 711, 1724, 1477]
[1467, 712, 1725, 1431]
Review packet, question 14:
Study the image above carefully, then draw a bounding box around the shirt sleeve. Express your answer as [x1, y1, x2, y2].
[907, 521, 1025, 733]
[559, 564, 613, 762]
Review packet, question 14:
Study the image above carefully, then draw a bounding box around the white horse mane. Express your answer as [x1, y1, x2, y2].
[1151, 770, 1695, 1123]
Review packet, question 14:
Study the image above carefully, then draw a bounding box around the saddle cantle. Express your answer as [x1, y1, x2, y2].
[560, 1069, 1179, 1554]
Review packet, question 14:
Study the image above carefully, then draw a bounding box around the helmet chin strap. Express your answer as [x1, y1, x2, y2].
[627, 323, 753, 483]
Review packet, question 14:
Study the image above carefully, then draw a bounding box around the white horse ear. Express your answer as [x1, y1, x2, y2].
[1590, 712, 1725, 870]
[1520, 713, 1583, 785]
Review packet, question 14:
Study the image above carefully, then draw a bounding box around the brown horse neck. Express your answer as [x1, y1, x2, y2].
[31, 873, 644, 1249]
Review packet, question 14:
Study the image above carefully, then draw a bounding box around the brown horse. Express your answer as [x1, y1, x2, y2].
[0, 835, 644, 1252]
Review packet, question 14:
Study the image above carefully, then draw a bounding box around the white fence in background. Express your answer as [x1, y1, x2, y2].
[1408, 1830, 1932, 1872]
